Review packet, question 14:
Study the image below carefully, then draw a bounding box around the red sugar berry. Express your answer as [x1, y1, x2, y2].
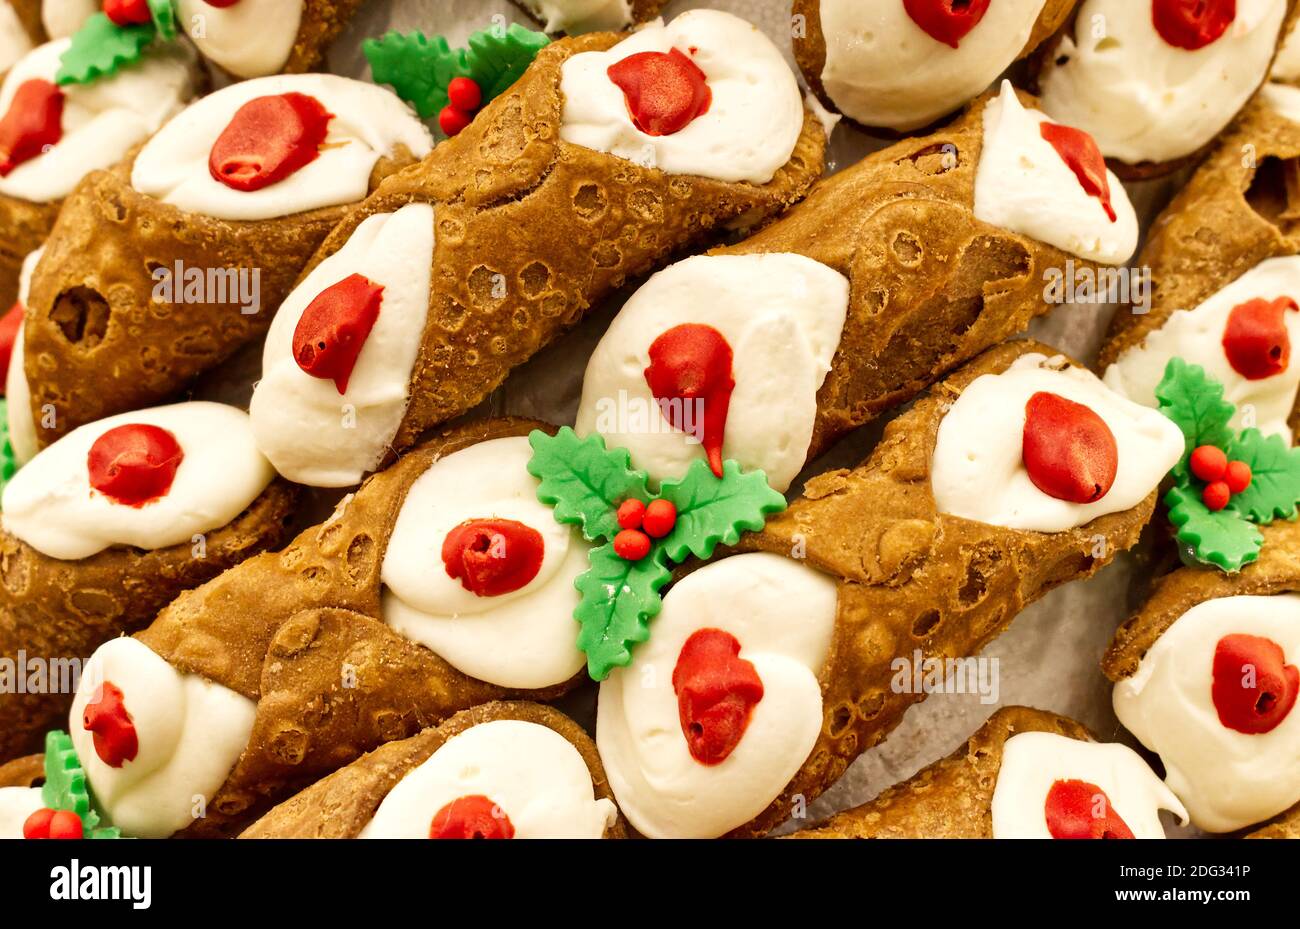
[103, 0, 152, 27]
[1189, 444, 1228, 483]
[616, 499, 646, 531]
[1203, 480, 1231, 512]
[447, 77, 482, 113]
[22, 807, 54, 839]
[642, 499, 677, 538]
[438, 105, 473, 137]
[47, 810, 83, 840]
[1225, 460, 1253, 495]
[613, 528, 651, 561]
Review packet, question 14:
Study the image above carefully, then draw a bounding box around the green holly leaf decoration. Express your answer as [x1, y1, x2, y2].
[1224, 428, 1300, 523]
[1165, 485, 1263, 573]
[363, 30, 471, 119]
[364, 25, 548, 121]
[56, 13, 156, 86]
[463, 23, 551, 101]
[658, 459, 788, 562]
[149, 0, 177, 42]
[574, 543, 671, 681]
[528, 428, 650, 542]
[41, 730, 121, 839]
[1154, 357, 1236, 481]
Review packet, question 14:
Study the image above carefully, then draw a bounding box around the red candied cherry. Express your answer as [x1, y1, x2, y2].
[209, 92, 333, 192]
[642, 498, 676, 539]
[0, 79, 64, 177]
[616, 498, 646, 530]
[447, 77, 482, 113]
[103, 0, 152, 26]
[1213, 634, 1298, 734]
[1044, 780, 1135, 840]
[87, 423, 184, 508]
[438, 105, 473, 138]
[1189, 444, 1228, 483]
[613, 528, 651, 561]
[1040, 122, 1116, 222]
[673, 628, 764, 765]
[82, 681, 139, 768]
[429, 795, 514, 839]
[292, 273, 384, 394]
[644, 323, 735, 478]
[902, 0, 992, 49]
[442, 518, 545, 597]
[1225, 461, 1253, 495]
[607, 47, 712, 137]
[1202, 480, 1231, 512]
[1021, 392, 1118, 504]
[1222, 296, 1297, 381]
[1152, 0, 1235, 51]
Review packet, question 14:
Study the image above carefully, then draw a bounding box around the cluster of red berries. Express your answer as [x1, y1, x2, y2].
[1190, 444, 1253, 512]
[439, 77, 484, 137]
[22, 808, 83, 839]
[612, 498, 677, 561]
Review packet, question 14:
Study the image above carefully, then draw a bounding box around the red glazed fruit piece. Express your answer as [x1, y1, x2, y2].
[82, 681, 139, 768]
[902, 0, 992, 49]
[607, 47, 712, 136]
[1044, 779, 1135, 839]
[672, 628, 764, 765]
[1222, 296, 1296, 381]
[441, 518, 545, 597]
[291, 273, 384, 394]
[1152, 0, 1235, 51]
[1040, 122, 1116, 221]
[1022, 391, 1119, 504]
[644, 323, 735, 478]
[87, 424, 184, 507]
[209, 92, 332, 191]
[429, 795, 514, 839]
[0, 79, 64, 177]
[1212, 634, 1298, 735]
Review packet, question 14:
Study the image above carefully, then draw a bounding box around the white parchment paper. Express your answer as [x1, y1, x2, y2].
[303, 0, 1200, 835]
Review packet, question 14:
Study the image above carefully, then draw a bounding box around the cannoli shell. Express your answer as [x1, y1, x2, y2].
[301, 32, 826, 466]
[240, 701, 627, 838]
[792, 0, 1077, 135]
[278, 0, 368, 75]
[1026, 3, 1300, 181]
[0, 751, 42, 789]
[1099, 99, 1300, 442]
[722, 88, 1109, 471]
[23, 145, 421, 446]
[127, 418, 584, 836]
[1103, 520, 1300, 837]
[788, 706, 1092, 838]
[0, 479, 299, 762]
[0, 193, 56, 311]
[723, 340, 1156, 837]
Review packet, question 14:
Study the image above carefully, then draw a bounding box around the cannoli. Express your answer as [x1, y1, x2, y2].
[789, 707, 1187, 838]
[792, 0, 1075, 133]
[24, 71, 432, 446]
[512, 0, 664, 35]
[1100, 100, 1300, 442]
[241, 702, 624, 838]
[0, 417, 625, 836]
[575, 80, 1138, 491]
[0, 34, 199, 309]
[1105, 519, 1300, 834]
[0, 400, 296, 761]
[1032, 0, 1296, 177]
[250, 10, 826, 486]
[591, 340, 1183, 838]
